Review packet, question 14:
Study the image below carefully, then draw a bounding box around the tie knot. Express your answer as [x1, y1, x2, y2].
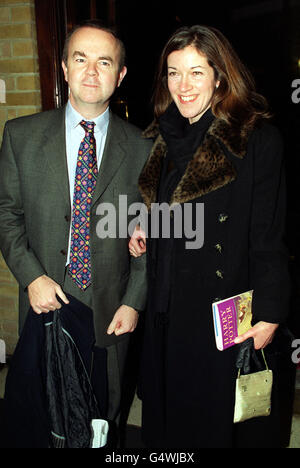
[80, 120, 95, 134]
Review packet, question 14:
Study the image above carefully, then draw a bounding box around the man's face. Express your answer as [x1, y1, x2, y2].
[62, 27, 127, 117]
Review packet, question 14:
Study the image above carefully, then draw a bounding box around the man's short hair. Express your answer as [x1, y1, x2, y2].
[62, 20, 126, 72]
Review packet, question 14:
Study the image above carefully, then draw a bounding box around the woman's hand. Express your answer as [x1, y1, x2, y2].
[234, 321, 279, 350]
[129, 225, 147, 257]
[107, 305, 138, 336]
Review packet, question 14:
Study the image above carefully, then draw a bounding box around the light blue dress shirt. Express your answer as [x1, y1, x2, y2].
[65, 101, 110, 265]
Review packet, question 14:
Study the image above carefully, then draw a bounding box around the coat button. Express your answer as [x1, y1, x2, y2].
[213, 297, 222, 303]
[64, 215, 70, 222]
[218, 213, 228, 223]
[215, 243, 222, 253]
[60, 249, 67, 256]
[216, 269, 224, 279]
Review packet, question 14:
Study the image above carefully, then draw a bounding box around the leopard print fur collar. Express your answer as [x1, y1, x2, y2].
[139, 117, 252, 210]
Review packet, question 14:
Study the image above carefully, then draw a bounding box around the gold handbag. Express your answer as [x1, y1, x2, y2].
[234, 349, 273, 424]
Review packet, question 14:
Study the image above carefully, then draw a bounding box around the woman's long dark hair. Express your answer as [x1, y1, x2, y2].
[153, 25, 271, 127]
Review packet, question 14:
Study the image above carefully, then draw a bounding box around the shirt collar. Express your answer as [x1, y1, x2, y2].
[66, 100, 110, 134]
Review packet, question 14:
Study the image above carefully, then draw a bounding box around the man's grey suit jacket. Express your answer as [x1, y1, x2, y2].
[0, 106, 152, 347]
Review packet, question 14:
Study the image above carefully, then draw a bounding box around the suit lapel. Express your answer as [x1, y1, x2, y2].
[91, 112, 127, 207]
[40, 109, 127, 211]
[41, 107, 70, 209]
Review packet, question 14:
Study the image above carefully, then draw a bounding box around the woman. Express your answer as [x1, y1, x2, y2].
[130, 25, 290, 448]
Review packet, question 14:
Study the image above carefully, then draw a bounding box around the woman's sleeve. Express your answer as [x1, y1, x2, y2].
[249, 124, 290, 324]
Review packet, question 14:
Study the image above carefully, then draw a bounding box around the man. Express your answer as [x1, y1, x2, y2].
[0, 21, 151, 446]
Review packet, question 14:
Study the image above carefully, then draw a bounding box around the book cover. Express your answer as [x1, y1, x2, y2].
[212, 290, 253, 351]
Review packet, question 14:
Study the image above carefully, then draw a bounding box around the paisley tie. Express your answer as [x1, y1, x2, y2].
[69, 120, 98, 289]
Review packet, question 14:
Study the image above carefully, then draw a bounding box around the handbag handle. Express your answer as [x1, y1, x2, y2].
[260, 348, 269, 371]
[236, 338, 269, 378]
[237, 349, 268, 379]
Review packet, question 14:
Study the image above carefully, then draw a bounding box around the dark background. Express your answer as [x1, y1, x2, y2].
[67, 0, 297, 127]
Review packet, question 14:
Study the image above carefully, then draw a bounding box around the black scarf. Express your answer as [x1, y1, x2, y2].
[150, 103, 215, 326]
[159, 102, 214, 171]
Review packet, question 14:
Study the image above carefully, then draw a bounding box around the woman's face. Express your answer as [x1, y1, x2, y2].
[167, 45, 219, 124]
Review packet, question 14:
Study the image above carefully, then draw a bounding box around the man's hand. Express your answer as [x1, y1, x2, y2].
[107, 305, 138, 336]
[28, 274, 69, 314]
[234, 321, 279, 350]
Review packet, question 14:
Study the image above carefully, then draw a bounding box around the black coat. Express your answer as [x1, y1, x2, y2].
[138, 115, 290, 448]
[0, 295, 108, 448]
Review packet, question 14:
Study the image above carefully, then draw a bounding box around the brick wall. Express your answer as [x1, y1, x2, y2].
[0, 0, 41, 355]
